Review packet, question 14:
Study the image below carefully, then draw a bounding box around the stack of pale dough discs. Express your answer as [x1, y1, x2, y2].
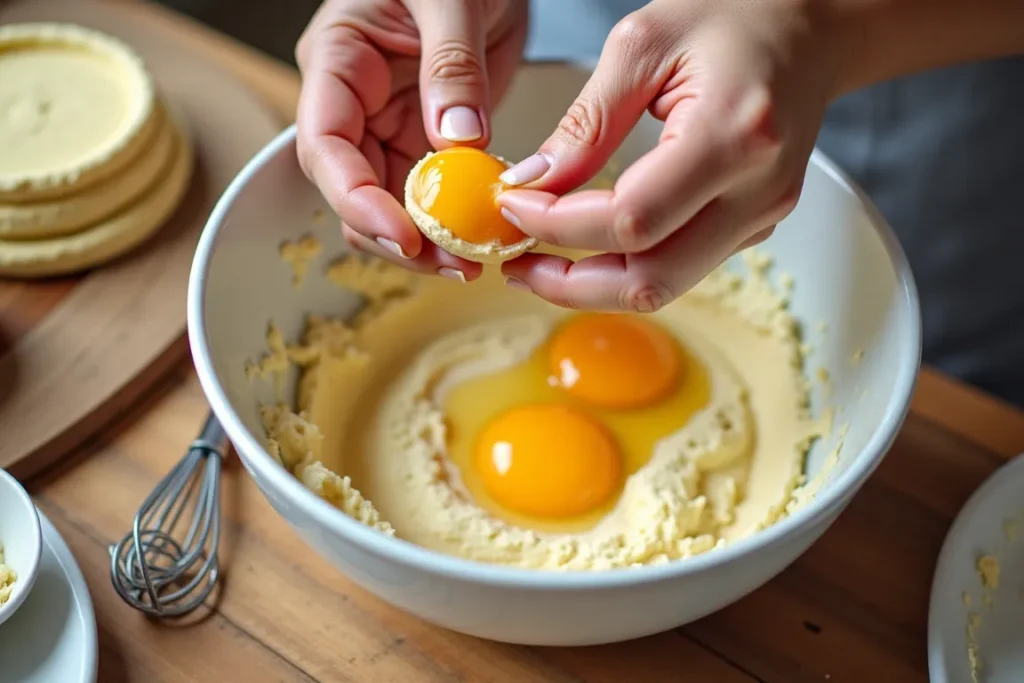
[0, 23, 194, 278]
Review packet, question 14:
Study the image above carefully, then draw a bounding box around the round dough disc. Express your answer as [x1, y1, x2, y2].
[0, 116, 193, 278]
[0, 106, 175, 239]
[0, 23, 157, 202]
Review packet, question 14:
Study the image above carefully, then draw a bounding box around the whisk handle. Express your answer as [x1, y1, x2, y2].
[194, 412, 229, 456]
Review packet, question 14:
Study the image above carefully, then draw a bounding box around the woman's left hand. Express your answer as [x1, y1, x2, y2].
[496, 0, 844, 312]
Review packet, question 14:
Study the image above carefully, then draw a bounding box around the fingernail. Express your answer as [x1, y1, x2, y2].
[499, 154, 550, 186]
[499, 207, 520, 228]
[439, 106, 483, 142]
[438, 266, 466, 283]
[376, 237, 408, 258]
[504, 276, 531, 293]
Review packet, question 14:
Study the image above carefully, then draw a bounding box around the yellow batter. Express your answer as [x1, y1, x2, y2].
[251, 247, 832, 570]
[0, 543, 15, 606]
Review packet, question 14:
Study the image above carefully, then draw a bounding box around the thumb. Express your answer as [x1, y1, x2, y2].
[500, 13, 668, 195]
[406, 0, 491, 149]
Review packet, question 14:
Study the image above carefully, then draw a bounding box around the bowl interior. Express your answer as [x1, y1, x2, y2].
[0, 469, 42, 623]
[195, 63, 919, 551]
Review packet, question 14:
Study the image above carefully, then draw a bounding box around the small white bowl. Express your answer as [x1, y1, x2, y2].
[188, 62, 922, 645]
[0, 468, 42, 627]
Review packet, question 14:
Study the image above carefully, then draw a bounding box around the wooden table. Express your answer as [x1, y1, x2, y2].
[25, 3, 1024, 682]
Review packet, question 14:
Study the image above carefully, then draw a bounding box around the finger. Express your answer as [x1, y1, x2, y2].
[384, 149, 416, 202]
[497, 10, 671, 194]
[498, 124, 756, 254]
[301, 133, 424, 259]
[342, 223, 484, 282]
[388, 56, 421, 96]
[296, 24, 425, 257]
[359, 136, 386, 187]
[404, 0, 490, 147]
[498, 84, 781, 254]
[297, 25, 393, 125]
[383, 91, 432, 163]
[728, 171, 802, 256]
[501, 199, 760, 312]
[366, 90, 415, 143]
[733, 225, 776, 254]
[481, 2, 529, 107]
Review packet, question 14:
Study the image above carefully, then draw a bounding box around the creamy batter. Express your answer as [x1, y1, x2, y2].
[0, 543, 16, 606]
[250, 245, 832, 570]
[965, 506, 1024, 682]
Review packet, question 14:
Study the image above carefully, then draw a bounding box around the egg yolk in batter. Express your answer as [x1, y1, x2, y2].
[412, 147, 527, 246]
[444, 313, 711, 532]
[547, 313, 682, 409]
[475, 404, 621, 518]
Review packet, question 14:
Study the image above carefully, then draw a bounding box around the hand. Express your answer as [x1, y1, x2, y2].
[496, 0, 842, 312]
[296, 0, 528, 282]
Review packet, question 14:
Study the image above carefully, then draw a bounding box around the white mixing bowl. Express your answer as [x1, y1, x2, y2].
[188, 63, 921, 646]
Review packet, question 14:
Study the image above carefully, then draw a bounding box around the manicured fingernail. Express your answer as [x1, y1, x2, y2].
[499, 154, 550, 186]
[438, 266, 466, 282]
[499, 207, 520, 228]
[376, 237, 408, 258]
[504, 276, 531, 292]
[439, 106, 483, 142]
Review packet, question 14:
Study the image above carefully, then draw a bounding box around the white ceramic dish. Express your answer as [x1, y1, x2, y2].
[929, 452, 1024, 683]
[0, 468, 42, 627]
[0, 508, 98, 682]
[188, 62, 922, 645]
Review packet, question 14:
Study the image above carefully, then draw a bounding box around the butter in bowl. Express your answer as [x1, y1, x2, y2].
[0, 467, 42, 627]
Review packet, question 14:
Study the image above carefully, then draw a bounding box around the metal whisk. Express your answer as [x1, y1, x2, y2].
[109, 412, 228, 618]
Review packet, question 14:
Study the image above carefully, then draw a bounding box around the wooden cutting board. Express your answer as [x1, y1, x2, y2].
[0, 0, 282, 479]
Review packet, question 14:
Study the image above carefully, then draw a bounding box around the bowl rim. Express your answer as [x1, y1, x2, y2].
[188, 117, 922, 590]
[0, 467, 42, 623]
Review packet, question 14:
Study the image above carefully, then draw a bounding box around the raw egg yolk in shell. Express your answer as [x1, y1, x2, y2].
[474, 404, 622, 519]
[411, 147, 527, 246]
[443, 313, 710, 531]
[548, 313, 682, 409]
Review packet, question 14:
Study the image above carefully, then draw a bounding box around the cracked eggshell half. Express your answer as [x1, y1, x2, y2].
[404, 150, 538, 264]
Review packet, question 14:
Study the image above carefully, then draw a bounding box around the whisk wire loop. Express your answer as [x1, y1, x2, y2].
[110, 414, 227, 618]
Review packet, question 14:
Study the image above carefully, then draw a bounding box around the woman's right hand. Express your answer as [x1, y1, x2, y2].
[296, 0, 528, 282]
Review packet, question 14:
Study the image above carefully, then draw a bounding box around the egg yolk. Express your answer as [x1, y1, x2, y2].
[474, 403, 622, 518]
[412, 147, 527, 246]
[547, 313, 682, 409]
